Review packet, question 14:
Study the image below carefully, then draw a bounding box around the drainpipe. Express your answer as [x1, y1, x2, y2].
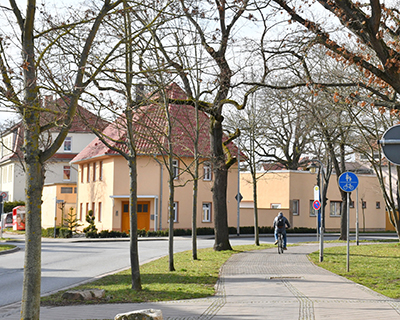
[153, 156, 163, 231]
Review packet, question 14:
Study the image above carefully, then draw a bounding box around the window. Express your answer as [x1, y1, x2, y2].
[309, 200, 316, 217]
[292, 200, 299, 216]
[349, 201, 354, 208]
[172, 159, 179, 179]
[98, 202, 102, 222]
[99, 161, 103, 181]
[202, 202, 212, 222]
[64, 137, 72, 152]
[362, 201, 367, 209]
[203, 162, 212, 181]
[376, 201, 381, 209]
[87, 163, 90, 182]
[63, 165, 71, 181]
[80, 164, 84, 183]
[86, 203, 89, 216]
[60, 187, 73, 194]
[271, 203, 281, 209]
[173, 202, 178, 222]
[79, 203, 83, 221]
[92, 202, 95, 217]
[330, 201, 342, 217]
[93, 162, 96, 182]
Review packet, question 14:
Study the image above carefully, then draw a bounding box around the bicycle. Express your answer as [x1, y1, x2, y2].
[277, 232, 284, 254]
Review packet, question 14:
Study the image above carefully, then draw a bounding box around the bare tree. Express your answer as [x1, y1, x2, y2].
[0, 1, 123, 317]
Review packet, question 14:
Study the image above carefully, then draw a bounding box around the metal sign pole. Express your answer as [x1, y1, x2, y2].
[356, 188, 359, 246]
[347, 192, 350, 272]
[338, 172, 359, 273]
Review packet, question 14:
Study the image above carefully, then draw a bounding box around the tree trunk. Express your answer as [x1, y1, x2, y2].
[192, 162, 198, 260]
[128, 159, 141, 290]
[21, 120, 45, 320]
[338, 190, 348, 241]
[168, 176, 175, 271]
[252, 173, 260, 246]
[212, 116, 232, 251]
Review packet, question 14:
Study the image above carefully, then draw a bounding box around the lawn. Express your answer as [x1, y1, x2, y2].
[309, 243, 400, 299]
[0, 244, 16, 251]
[41, 243, 274, 306]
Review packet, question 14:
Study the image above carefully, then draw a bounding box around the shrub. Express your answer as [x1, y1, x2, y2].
[83, 210, 97, 234]
[3, 200, 25, 213]
[137, 229, 146, 237]
[59, 228, 72, 238]
[98, 230, 128, 238]
[174, 228, 191, 236]
[85, 231, 99, 238]
[197, 227, 214, 235]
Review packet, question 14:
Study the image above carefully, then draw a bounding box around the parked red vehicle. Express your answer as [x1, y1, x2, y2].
[13, 206, 25, 231]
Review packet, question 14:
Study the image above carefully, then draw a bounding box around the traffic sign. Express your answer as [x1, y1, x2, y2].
[235, 193, 243, 202]
[314, 186, 320, 201]
[338, 172, 359, 192]
[313, 200, 321, 210]
[0, 191, 8, 202]
[378, 125, 400, 165]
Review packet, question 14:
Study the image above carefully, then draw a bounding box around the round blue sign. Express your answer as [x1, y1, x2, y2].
[338, 172, 359, 192]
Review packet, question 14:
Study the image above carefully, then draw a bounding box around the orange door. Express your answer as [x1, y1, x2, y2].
[121, 202, 130, 233]
[137, 201, 150, 231]
[121, 201, 151, 233]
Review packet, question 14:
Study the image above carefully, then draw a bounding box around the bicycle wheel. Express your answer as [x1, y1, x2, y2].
[277, 234, 283, 254]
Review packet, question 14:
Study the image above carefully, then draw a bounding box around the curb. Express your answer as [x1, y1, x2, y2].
[0, 245, 20, 255]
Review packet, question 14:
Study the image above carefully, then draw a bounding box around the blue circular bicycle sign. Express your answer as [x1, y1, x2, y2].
[338, 172, 359, 192]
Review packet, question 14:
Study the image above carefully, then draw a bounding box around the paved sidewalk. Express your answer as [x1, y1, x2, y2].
[2, 243, 400, 320]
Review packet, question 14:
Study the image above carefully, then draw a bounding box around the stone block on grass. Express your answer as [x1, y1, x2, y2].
[114, 309, 163, 320]
[62, 289, 105, 301]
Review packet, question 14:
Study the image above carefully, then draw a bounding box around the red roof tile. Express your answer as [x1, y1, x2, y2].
[72, 84, 220, 163]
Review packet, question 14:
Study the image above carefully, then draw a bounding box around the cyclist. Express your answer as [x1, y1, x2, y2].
[273, 212, 290, 250]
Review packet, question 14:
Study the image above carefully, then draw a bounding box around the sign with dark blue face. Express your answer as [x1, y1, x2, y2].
[338, 172, 359, 192]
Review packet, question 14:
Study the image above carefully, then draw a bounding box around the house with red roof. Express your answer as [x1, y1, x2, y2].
[0, 96, 108, 227]
[71, 84, 239, 233]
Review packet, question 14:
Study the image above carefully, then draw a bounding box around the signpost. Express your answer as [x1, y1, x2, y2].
[339, 172, 359, 272]
[313, 200, 321, 211]
[378, 125, 400, 165]
[313, 185, 321, 241]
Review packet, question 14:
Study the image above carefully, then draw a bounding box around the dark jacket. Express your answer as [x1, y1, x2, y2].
[273, 214, 290, 232]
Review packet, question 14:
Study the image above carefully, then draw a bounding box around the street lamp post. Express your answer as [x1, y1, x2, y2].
[309, 160, 325, 262]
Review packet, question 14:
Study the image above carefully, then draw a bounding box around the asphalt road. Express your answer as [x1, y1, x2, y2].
[0, 232, 397, 309]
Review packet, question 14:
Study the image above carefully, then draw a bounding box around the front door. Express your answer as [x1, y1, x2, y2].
[137, 201, 150, 231]
[121, 201, 151, 233]
[121, 202, 130, 233]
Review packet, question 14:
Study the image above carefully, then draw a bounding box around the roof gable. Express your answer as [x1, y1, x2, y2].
[73, 83, 214, 162]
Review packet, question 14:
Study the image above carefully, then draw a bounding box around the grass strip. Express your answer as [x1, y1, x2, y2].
[309, 243, 400, 299]
[0, 244, 16, 251]
[41, 243, 273, 306]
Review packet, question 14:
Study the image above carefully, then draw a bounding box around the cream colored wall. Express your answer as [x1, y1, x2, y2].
[157, 157, 215, 230]
[76, 157, 115, 232]
[240, 170, 386, 231]
[42, 184, 77, 229]
[241, 171, 291, 209]
[240, 208, 289, 228]
[42, 185, 57, 229]
[76, 154, 234, 232]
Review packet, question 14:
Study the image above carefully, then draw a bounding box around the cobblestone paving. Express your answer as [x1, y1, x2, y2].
[170, 244, 400, 320]
[3, 243, 400, 320]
